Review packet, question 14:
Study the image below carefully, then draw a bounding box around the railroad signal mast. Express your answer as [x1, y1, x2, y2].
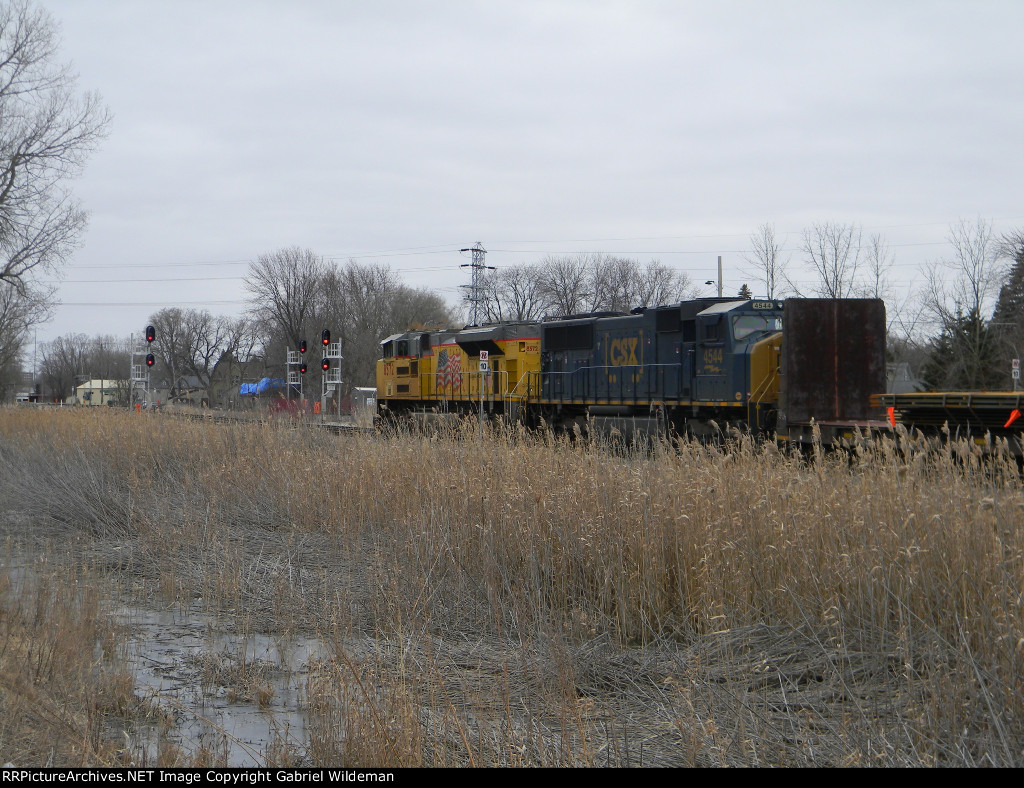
[321, 328, 343, 420]
[286, 340, 306, 403]
[130, 325, 156, 409]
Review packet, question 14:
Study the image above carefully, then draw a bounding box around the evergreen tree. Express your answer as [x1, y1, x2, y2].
[921, 307, 1002, 390]
[993, 240, 1024, 321]
[982, 232, 1024, 387]
[992, 234, 1024, 362]
[737, 283, 753, 299]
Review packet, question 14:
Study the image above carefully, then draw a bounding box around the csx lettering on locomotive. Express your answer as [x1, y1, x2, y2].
[608, 336, 640, 366]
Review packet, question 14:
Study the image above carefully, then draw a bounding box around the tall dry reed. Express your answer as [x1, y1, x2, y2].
[0, 406, 1021, 766]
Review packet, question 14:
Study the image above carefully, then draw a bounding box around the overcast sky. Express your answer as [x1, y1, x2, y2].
[32, 0, 1024, 347]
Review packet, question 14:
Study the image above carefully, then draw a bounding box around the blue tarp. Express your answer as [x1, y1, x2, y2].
[240, 377, 286, 396]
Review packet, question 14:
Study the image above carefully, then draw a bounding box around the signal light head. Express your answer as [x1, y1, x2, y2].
[145, 325, 156, 344]
[321, 358, 330, 371]
[145, 353, 155, 367]
[321, 329, 330, 346]
[300, 363, 307, 375]
[299, 340, 307, 354]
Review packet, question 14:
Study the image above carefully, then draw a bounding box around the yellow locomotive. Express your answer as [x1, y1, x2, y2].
[377, 322, 542, 422]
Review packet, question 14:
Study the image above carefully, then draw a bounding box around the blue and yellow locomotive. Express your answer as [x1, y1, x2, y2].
[535, 298, 787, 437]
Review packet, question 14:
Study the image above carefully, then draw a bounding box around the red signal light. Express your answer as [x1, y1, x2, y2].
[321, 358, 330, 372]
[299, 340, 307, 354]
[145, 325, 156, 343]
[321, 329, 330, 346]
[300, 363, 307, 375]
[145, 353, 155, 367]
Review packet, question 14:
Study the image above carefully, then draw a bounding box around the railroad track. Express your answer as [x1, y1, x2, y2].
[161, 408, 375, 434]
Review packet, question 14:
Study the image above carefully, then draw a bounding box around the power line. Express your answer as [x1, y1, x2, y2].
[53, 242, 950, 284]
[58, 275, 246, 283]
[59, 217, 1024, 274]
[58, 300, 246, 307]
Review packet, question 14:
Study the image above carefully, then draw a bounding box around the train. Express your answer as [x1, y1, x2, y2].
[375, 296, 892, 446]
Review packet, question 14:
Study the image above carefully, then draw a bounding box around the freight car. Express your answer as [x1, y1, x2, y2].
[376, 297, 890, 445]
[875, 390, 1024, 457]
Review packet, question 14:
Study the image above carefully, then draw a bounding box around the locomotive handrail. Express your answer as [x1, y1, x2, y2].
[507, 371, 536, 400]
[418, 369, 541, 419]
[749, 366, 777, 404]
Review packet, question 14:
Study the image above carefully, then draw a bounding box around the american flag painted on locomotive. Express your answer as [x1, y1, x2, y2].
[436, 348, 463, 390]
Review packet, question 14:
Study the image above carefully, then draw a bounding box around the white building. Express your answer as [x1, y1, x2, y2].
[74, 379, 126, 406]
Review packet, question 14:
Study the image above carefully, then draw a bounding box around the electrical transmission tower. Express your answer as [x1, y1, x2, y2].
[460, 242, 494, 325]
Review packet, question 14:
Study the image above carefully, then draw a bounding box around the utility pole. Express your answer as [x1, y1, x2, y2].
[460, 242, 494, 325]
[717, 256, 723, 298]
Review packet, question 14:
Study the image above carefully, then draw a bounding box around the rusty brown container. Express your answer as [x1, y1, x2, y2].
[780, 298, 886, 425]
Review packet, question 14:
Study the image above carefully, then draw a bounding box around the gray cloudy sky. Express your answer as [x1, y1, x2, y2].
[35, 0, 1024, 345]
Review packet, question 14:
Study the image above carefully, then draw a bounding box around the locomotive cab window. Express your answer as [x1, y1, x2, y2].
[396, 339, 410, 357]
[382, 341, 394, 359]
[731, 314, 782, 341]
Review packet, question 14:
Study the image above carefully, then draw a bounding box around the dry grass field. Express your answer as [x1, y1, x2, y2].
[0, 406, 1022, 766]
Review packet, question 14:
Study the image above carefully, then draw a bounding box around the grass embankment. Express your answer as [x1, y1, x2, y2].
[0, 407, 1022, 766]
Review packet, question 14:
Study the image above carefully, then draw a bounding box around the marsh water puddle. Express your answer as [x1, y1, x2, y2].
[118, 604, 327, 766]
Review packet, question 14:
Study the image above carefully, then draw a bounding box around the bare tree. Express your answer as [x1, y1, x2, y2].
[149, 308, 233, 404]
[221, 316, 260, 368]
[744, 223, 788, 299]
[305, 260, 454, 391]
[538, 254, 591, 316]
[528, 254, 694, 318]
[587, 255, 633, 312]
[246, 247, 326, 348]
[473, 264, 548, 323]
[179, 309, 230, 404]
[0, 280, 50, 398]
[864, 232, 914, 353]
[0, 1, 110, 292]
[863, 233, 894, 300]
[212, 317, 264, 405]
[944, 218, 1002, 318]
[802, 222, 863, 299]
[34, 331, 132, 403]
[38, 332, 89, 401]
[630, 260, 695, 308]
[148, 308, 186, 398]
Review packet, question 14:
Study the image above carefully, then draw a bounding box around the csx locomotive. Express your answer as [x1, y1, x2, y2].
[376, 297, 888, 444]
